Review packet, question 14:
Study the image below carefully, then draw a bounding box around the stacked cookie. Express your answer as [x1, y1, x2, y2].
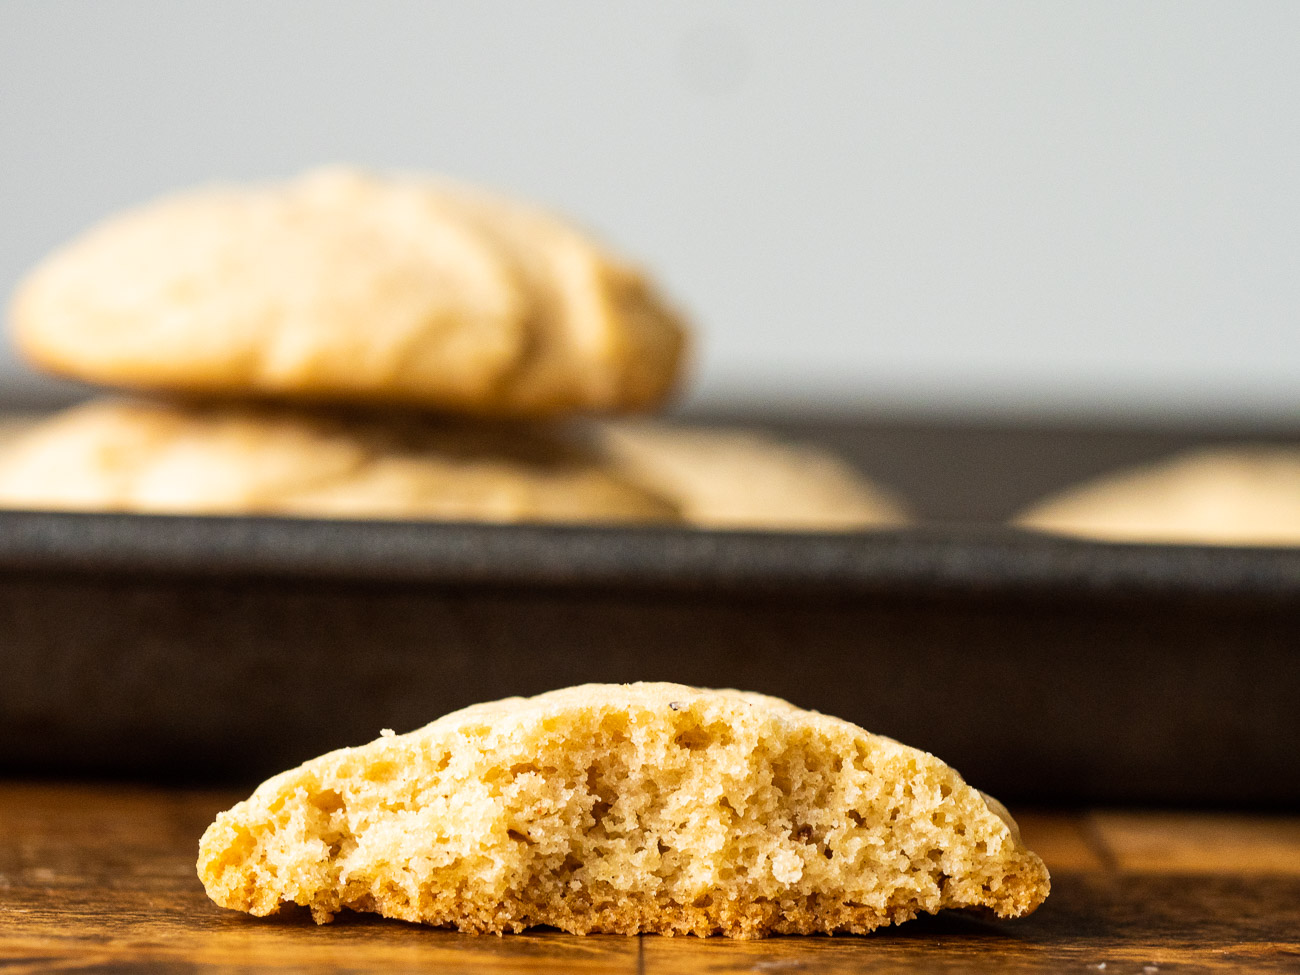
[1, 167, 905, 529]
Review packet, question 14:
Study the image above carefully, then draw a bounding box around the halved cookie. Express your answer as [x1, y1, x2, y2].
[11, 168, 688, 417]
[198, 683, 1049, 938]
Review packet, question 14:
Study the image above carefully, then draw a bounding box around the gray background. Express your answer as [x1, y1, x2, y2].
[2, 1, 1297, 421]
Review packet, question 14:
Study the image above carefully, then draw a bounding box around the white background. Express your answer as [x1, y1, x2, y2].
[2, 1, 1298, 421]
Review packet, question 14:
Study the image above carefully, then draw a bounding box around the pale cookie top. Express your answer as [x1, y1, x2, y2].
[10, 168, 689, 418]
[0, 398, 677, 524]
[595, 421, 909, 530]
[1014, 446, 1300, 545]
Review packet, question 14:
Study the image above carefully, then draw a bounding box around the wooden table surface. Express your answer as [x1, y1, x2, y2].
[2, 784, 1298, 974]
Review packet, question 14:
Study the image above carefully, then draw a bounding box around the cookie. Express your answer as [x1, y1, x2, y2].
[1014, 446, 1300, 545]
[197, 682, 1049, 938]
[11, 168, 688, 417]
[0, 399, 677, 524]
[595, 421, 908, 530]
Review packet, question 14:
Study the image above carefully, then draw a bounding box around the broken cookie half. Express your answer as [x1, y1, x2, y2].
[198, 683, 1049, 938]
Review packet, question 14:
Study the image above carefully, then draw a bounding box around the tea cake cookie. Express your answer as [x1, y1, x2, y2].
[0, 399, 676, 524]
[1015, 446, 1300, 545]
[11, 168, 688, 417]
[198, 682, 1050, 938]
[596, 421, 908, 530]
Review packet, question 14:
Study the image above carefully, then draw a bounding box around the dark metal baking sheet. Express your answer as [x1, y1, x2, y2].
[3, 511, 1298, 807]
[1, 404, 1298, 807]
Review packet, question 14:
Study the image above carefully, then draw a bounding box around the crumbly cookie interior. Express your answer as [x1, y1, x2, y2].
[199, 686, 1048, 938]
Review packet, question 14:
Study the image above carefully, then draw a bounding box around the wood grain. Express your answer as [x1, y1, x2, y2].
[2, 784, 1298, 973]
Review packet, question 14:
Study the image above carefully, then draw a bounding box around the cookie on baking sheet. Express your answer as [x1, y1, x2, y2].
[197, 682, 1049, 938]
[1014, 446, 1300, 546]
[0, 399, 677, 524]
[594, 420, 909, 530]
[10, 168, 688, 417]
